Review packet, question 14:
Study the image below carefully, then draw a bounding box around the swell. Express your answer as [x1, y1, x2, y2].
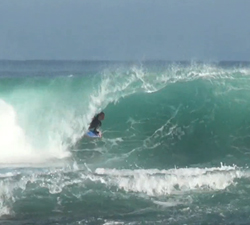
[101, 77, 250, 168]
[0, 63, 250, 167]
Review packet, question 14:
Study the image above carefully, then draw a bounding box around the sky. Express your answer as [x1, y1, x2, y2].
[0, 0, 250, 61]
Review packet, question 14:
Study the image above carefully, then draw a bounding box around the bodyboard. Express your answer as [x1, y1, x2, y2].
[85, 130, 102, 138]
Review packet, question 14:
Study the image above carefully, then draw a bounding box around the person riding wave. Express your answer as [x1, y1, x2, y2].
[88, 112, 105, 135]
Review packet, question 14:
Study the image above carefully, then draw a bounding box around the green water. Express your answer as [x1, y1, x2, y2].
[0, 61, 250, 224]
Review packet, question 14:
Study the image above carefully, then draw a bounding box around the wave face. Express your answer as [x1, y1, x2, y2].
[1, 61, 250, 224]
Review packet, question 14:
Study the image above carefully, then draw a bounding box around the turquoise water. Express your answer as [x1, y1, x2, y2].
[1, 61, 250, 224]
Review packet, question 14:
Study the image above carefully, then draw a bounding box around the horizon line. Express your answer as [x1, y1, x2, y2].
[0, 59, 250, 63]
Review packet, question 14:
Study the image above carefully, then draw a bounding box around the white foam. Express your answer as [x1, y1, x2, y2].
[0, 205, 10, 217]
[0, 99, 70, 165]
[95, 165, 245, 196]
[0, 178, 15, 217]
[0, 99, 34, 163]
[156, 63, 243, 85]
[153, 200, 184, 207]
[103, 221, 124, 225]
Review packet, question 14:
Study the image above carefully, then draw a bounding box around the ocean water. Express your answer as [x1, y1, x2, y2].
[0, 60, 250, 224]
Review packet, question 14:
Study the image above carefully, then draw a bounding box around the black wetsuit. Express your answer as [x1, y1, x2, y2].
[89, 115, 102, 134]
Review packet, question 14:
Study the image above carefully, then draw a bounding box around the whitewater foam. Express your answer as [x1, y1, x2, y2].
[0, 99, 70, 164]
[95, 165, 245, 196]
